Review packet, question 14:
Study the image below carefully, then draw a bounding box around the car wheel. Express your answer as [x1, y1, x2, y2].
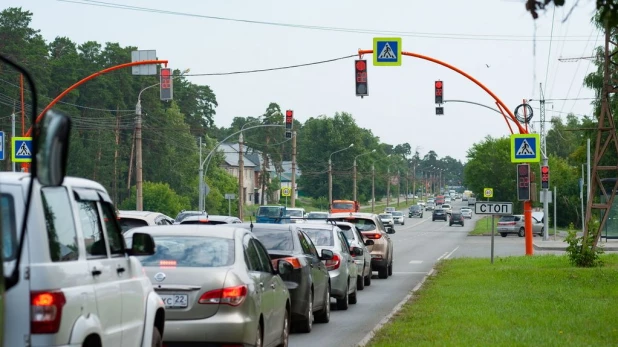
[294, 290, 313, 333]
[378, 266, 388, 279]
[364, 267, 372, 286]
[152, 326, 163, 347]
[314, 284, 330, 323]
[357, 272, 365, 290]
[256, 322, 263, 347]
[387, 262, 393, 276]
[349, 281, 358, 305]
[500, 233, 507, 238]
[518, 227, 525, 237]
[336, 283, 349, 310]
[432, 218, 435, 222]
[539, 227, 544, 236]
[278, 307, 290, 347]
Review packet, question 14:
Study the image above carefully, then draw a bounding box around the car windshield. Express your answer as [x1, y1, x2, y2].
[118, 218, 149, 233]
[392, 212, 403, 216]
[307, 212, 328, 219]
[435, 209, 445, 212]
[333, 202, 354, 210]
[332, 218, 377, 232]
[2, 194, 17, 261]
[442, 205, 451, 208]
[134, 236, 234, 267]
[251, 228, 294, 251]
[257, 207, 283, 217]
[303, 228, 334, 246]
[287, 210, 304, 217]
[180, 220, 228, 225]
[379, 214, 392, 219]
[410, 206, 420, 210]
[175, 212, 205, 223]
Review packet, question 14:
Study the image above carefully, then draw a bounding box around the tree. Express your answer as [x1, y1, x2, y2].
[120, 181, 190, 217]
[525, 1, 618, 27]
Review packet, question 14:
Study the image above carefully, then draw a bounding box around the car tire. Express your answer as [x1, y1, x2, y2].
[539, 227, 544, 236]
[336, 283, 349, 310]
[378, 266, 388, 279]
[314, 284, 330, 323]
[500, 233, 507, 237]
[349, 282, 358, 305]
[432, 218, 435, 222]
[387, 263, 393, 276]
[295, 290, 313, 333]
[364, 268, 372, 286]
[256, 322, 263, 347]
[152, 327, 163, 347]
[357, 273, 365, 291]
[518, 227, 525, 237]
[278, 307, 290, 347]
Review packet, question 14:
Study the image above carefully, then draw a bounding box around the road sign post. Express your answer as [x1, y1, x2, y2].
[224, 193, 236, 216]
[373, 37, 402, 66]
[11, 137, 32, 163]
[475, 201, 512, 264]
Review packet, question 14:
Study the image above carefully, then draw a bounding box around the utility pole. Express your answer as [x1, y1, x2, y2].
[386, 166, 390, 207]
[371, 164, 375, 213]
[328, 158, 333, 209]
[238, 133, 244, 220]
[397, 170, 400, 207]
[540, 83, 550, 241]
[412, 163, 417, 203]
[198, 137, 203, 211]
[291, 131, 297, 208]
[353, 158, 358, 202]
[405, 166, 409, 206]
[127, 130, 136, 194]
[114, 106, 120, 205]
[135, 99, 144, 211]
[11, 110, 15, 172]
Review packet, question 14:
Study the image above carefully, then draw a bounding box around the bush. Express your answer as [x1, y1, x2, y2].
[564, 222, 604, 267]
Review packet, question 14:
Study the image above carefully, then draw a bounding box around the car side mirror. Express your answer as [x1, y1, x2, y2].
[364, 239, 375, 246]
[386, 227, 396, 234]
[35, 110, 71, 186]
[350, 247, 363, 256]
[320, 249, 334, 260]
[128, 232, 156, 256]
[276, 259, 294, 276]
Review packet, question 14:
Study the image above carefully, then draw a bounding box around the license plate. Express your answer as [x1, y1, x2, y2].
[159, 294, 188, 308]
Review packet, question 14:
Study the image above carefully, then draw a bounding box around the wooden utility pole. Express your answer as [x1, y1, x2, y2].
[114, 106, 120, 205]
[238, 133, 244, 220]
[583, 25, 618, 250]
[127, 129, 136, 194]
[291, 131, 297, 207]
[135, 101, 143, 211]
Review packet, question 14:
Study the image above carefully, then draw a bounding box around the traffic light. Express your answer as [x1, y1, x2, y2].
[517, 164, 531, 201]
[355, 60, 368, 97]
[285, 110, 293, 130]
[541, 165, 549, 189]
[160, 68, 173, 101]
[435, 80, 443, 104]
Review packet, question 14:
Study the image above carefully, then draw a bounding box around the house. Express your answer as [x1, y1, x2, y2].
[218, 143, 259, 205]
[280, 161, 302, 199]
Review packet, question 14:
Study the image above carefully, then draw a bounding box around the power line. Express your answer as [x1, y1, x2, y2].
[58, 0, 599, 42]
[543, 7, 556, 90]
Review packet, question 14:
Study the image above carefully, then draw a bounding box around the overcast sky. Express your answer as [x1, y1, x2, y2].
[5, 0, 601, 162]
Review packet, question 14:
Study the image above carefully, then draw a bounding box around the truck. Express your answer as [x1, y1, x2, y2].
[330, 200, 360, 214]
[256, 205, 289, 223]
[435, 195, 445, 206]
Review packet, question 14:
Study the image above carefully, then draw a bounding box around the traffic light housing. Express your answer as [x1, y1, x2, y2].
[355, 60, 368, 97]
[541, 165, 549, 189]
[285, 110, 293, 130]
[160, 68, 173, 101]
[435, 80, 443, 104]
[517, 164, 531, 201]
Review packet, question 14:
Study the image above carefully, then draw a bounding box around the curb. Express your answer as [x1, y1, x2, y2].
[533, 243, 618, 252]
[356, 268, 435, 347]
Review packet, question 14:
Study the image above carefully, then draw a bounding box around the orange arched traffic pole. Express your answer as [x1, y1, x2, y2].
[24, 59, 168, 137]
[358, 49, 527, 135]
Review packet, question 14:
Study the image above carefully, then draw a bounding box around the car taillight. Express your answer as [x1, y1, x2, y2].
[160, 260, 177, 268]
[198, 285, 248, 306]
[31, 290, 66, 334]
[364, 233, 382, 239]
[325, 254, 341, 271]
[271, 257, 302, 269]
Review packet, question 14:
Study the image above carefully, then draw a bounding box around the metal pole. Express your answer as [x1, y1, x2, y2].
[587, 138, 591, 202]
[11, 113, 15, 172]
[228, 197, 231, 216]
[371, 164, 375, 213]
[353, 158, 357, 202]
[490, 215, 495, 264]
[397, 170, 400, 208]
[386, 166, 390, 207]
[291, 131, 297, 207]
[581, 164, 585, 234]
[198, 137, 203, 211]
[554, 186, 557, 240]
[405, 167, 409, 206]
[328, 158, 333, 210]
[238, 133, 244, 220]
[135, 99, 143, 211]
[542, 157, 549, 241]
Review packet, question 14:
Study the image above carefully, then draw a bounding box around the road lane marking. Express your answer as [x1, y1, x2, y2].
[445, 246, 460, 259]
[393, 271, 428, 274]
[357, 268, 435, 347]
[408, 260, 423, 264]
[436, 252, 449, 261]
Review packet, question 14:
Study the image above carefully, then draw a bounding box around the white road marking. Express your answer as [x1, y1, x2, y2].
[436, 252, 449, 261]
[408, 260, 424, 264]
[445, 246, 460, 259]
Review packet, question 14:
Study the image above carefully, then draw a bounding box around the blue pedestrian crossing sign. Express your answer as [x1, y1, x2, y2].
[0, 131, 4, 161]
[373, 37, 402, 66]
[12, 137, 33, 163]
[510, 134, 540, 163]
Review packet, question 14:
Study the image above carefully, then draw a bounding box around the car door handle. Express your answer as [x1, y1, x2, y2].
[271, 283, 276, 289]
[91, 269, 102, 277]
[116, 267, 125, 274]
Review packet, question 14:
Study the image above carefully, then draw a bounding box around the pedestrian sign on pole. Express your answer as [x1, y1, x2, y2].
[281, 187, 291, 197]
[483, 188, 493, 198]
[0, 131, 4, 160]
[12, 137, 32, 163]
[373, 37, 402, 66]
[510, 134, 540, 163]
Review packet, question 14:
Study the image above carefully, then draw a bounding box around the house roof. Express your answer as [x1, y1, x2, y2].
[219, 143, 257, 167]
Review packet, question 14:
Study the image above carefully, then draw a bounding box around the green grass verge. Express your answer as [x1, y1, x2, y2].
[367, 254, 618, 347]
[469, 215, 500, 236]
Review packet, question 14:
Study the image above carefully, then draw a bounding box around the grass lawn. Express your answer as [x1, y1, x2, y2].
[469, 215, 500, 236]
[367, 255, 618, 347]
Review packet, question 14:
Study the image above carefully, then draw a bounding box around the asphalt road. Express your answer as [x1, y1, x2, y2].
[290, 200, 480, 347]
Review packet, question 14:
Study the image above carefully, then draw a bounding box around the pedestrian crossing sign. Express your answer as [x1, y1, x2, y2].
[373, 37, 402, 66]
[510, 134, 540, 163]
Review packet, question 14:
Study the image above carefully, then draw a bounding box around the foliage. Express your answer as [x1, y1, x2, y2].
[526, 0, 618, 29]
[564, 222, 605, 267]
[120, 181, 190, 217]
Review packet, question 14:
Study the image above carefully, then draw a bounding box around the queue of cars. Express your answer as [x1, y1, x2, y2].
[115, 209, 396, 345]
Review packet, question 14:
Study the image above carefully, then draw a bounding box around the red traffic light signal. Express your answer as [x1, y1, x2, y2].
[355, 60, 368, 97]
[160, 68, 173, 101]
[541, 165, 549, 189]
[285, 110, 293, 130]
[435, 80, 443, 104]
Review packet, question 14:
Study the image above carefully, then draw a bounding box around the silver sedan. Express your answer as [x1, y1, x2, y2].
[124, 225, 292, 347]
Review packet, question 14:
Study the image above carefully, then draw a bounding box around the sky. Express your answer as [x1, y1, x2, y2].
[4, 0, 602, 162]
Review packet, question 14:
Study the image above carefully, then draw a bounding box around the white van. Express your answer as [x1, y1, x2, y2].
[2, 173, 165, 347]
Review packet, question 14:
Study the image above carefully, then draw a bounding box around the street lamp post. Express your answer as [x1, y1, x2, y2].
[329, 144, 354, 209]
[353, 149, 376, 202]
[372, 164, 375, 213]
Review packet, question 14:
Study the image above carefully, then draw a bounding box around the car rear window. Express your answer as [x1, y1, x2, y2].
[1, 194, 17, 261]
[303, 228, 334, 246]
[175, 212, 206, 223]
[307, 213, 328, 219]
[392, 212, 403, 216]
[332, 218, 377, 232]
[499, 216, 517, 222]
[337, 225, 355, 240]
[180, 220, 228, 225]
[119, 218, 149, 233]
[252, 228, 294, 251]
[135, 236, 234, 267]
[379, 214, 392, 218]
[287, 210, 304, 217]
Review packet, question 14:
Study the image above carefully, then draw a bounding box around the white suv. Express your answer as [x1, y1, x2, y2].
[2, 173, 166, 347]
